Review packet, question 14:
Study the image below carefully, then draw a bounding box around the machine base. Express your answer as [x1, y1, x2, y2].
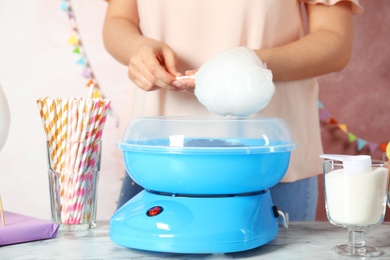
[110, 190, 279, 254]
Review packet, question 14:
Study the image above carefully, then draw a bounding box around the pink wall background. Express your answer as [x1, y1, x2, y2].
[316, 0, 390, 220]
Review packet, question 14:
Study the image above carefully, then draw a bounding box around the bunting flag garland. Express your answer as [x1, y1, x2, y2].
[318, 100, 388, 154]
[59, 0, 119, 127]
[59, 1, 387, 154]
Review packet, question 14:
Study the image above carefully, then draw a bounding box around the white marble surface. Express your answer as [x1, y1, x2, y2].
[2, 221, 390, 259]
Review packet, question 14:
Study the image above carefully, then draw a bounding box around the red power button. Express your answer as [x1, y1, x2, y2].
[146, 206, 164, 217]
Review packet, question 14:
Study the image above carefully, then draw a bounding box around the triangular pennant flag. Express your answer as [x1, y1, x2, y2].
[67, 35, 79, 45]
[357, 138, 367, 151]
[60, 1, 68, 11]
[338, 124, 348, 134]
[385, 141, 390, 160]
[368, 142, 379, 154]
[380, 143, 388, 152]
[73, 47, 81, 54]
[81, 68, 91, 78]
[92, 88, 104, 99]
[86, 78, 95, 87]
[329, 117, 338, 125]
[347, 132, 357, 142]
[76, 57, 86, 65]
[319, 109, 330, 120]
[318, 100, 324, 109]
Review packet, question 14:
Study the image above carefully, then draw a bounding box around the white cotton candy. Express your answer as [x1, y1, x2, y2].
[0, 84, 10, 151]
[194, 47, 275, 117]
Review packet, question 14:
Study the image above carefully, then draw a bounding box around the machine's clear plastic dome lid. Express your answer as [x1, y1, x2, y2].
[118, 116, 297, 154]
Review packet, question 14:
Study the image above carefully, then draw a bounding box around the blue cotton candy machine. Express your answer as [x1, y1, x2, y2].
[110, 116, 296, 254]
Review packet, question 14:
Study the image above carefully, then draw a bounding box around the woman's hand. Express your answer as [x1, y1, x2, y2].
[127, 39, 179, 91]
[172, 69, 197, 91]
[103, 0, 183, 92]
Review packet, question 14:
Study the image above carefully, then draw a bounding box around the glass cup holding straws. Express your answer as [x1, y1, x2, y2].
[47, 140, 101, 231]
[37, 97, 110, 231]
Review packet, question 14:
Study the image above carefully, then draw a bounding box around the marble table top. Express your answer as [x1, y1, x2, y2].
[2, 221, 390, 259]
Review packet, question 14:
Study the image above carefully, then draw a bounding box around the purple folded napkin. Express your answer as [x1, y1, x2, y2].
[0, 211, 59, 246]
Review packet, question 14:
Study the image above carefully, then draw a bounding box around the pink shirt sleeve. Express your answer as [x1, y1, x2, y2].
[300, 0, 363, 14]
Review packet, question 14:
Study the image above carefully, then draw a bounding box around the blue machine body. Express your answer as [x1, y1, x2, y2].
[110, 189, 278, 253]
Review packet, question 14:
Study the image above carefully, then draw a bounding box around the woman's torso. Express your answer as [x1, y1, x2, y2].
[121, 0, 323, 181]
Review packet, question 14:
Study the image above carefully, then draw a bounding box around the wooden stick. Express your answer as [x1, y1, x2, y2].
[0, 194, 5, 226]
